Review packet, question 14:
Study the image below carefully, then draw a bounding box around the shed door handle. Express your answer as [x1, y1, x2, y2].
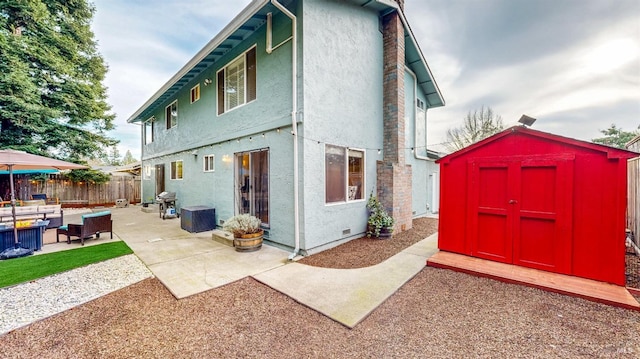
[509, 200, 517, 204]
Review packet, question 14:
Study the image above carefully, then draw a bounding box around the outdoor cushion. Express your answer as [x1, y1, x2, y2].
[58, 211, 112, 245]
[81, 211, 111, 223]
[14, 207, 35, 214]
[38, 205, 61, 216]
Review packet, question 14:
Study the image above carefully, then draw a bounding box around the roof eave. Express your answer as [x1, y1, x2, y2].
[437, 126, 639, 164]
[397, 10, 445, 108]
[348, 0, 445, 108]
[127, 0, 271, 124]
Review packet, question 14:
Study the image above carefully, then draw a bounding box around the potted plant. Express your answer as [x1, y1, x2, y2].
[223, 213, 264, 252]
[366, 193, 395, 238]
[142, 197, 154, 208]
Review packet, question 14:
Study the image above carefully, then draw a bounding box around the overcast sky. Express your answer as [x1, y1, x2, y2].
[91, 0, 639, 158]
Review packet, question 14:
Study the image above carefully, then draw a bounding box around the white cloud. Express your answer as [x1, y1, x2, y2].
[90, 0, 640, 158]
[419, 0, 640, 151]
[91, 0, 253, 160]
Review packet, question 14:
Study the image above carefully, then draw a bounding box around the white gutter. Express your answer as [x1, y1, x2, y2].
[127, 0, 270, 123]
[270, 0, 300, 260]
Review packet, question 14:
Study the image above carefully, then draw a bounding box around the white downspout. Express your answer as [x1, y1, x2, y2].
[270, 0, 300, 260]
[407, 68, 439, 213]
[407, 68, 430, 161]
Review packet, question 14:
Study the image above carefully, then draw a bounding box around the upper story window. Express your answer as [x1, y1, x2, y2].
[170, 160, 183, 180]
[217, 46, 256, 115]
[190, 84, 200, 103]
[203, 154, 215, 172]
[144, 117, 154, 145]
[166, 101, 177, 129]
[325, 145, 365, 204]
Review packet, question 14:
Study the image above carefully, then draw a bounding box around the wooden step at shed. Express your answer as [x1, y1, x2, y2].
[427, 251, 640, 311]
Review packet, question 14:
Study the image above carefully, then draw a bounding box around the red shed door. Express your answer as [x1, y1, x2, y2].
[469, 156, 573, 273]
[467, 161, 513, 264]
[513, 158, 573, 273]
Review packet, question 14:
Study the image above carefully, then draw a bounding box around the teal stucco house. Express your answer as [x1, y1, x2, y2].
[127, 0, 445, 256]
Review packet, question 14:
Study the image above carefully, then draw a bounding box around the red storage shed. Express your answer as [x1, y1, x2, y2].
[437, 126, 638, 286]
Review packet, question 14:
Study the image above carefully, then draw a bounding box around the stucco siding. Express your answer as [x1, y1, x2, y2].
[141, 134, 297, 247]
[405, 69, 438, 217]
[142, 10, 294, 160]
[140, 8, 298, 248]
[137, 0, 440, 253]
[299, 0, 384, 252]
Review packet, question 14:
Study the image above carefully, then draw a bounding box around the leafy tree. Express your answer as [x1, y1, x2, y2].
[64, 169, 110, 185]
[445, 106, 504, 151]
[592, 124, 639, 149]
[122, 150, 137, 165]
[0, 0, 117, 162]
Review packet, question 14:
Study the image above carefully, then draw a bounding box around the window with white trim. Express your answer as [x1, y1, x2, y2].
[203, 155, 215, 172]
[144, 117, 154, 145]
[166, 101, 177, 129]
[325, 145, 365, 203]
[143, 165, 151, 180]
[170, 160, 183, 180]
[217, 46, 256, 115]
[190, 84, 200, 103]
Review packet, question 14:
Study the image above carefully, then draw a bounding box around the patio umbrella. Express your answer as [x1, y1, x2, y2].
[0, 149, 87, 259]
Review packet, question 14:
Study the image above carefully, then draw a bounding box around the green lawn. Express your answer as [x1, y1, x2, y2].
[0, 241, 133, 289]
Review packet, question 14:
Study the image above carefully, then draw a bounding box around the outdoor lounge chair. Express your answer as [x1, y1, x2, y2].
[56, 211, 112, 245]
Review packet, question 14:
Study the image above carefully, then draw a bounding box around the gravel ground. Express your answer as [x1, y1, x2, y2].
[299, 217, 438, 268]
[1, 218, 639, 358]
[0, 254, 152, 335]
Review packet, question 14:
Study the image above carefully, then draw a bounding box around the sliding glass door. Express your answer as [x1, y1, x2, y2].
[236, 149, 269, 225]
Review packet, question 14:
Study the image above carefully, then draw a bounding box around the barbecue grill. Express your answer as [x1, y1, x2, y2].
[156, 191, 178, 220]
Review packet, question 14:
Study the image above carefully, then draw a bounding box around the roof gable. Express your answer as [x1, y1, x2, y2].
[348, 0, 444, 108]
[127, 0, 292, 123]
[438, 126, 639, 164]
[128, 0, 445, 123]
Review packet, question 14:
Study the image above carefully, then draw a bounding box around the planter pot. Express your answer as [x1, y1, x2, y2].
[233, 230, 264, 252]
[367, 225, 393, 239]
[378, 227, 393, 239]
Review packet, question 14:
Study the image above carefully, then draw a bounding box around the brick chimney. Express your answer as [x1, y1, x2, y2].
[377, 8, 412, 232]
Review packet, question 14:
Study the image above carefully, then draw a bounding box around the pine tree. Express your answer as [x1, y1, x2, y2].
[0, 0, 116, 161]
[122, 150, 137, 165]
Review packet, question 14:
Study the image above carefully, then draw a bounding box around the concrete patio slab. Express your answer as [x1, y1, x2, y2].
[38, 235, 121, 255]
[126, 236, 225, 266]
[36, 206, 441, 328]
[150, 244, 289, 298]
[253, 233, 439, 328]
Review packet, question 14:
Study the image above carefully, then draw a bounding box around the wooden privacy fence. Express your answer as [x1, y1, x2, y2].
[629, 157, 640, 246]
[0, 174, 141, 207]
